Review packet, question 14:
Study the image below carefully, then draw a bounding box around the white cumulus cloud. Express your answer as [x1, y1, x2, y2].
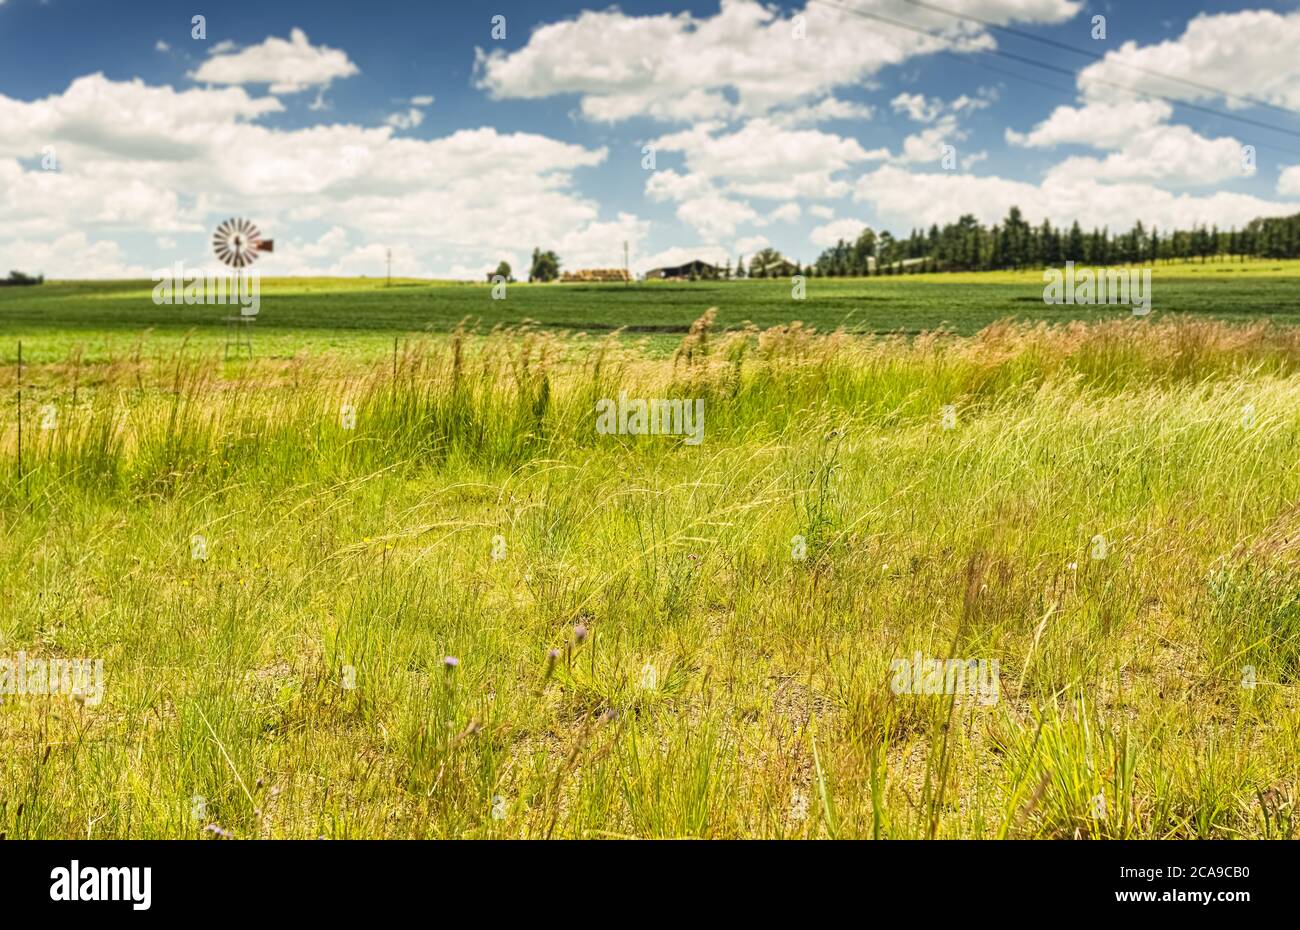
[810, 218, 868, 247]
[190, 28, 359, 94]
[0, 72, 642, 278]
[475, 0, 1075, 123]
[1077, 9, 1300, 110]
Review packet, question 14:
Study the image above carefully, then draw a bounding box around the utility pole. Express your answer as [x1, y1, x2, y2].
[16, 341, 23, 499]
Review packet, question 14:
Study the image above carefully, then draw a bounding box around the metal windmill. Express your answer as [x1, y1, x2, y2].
[212, 218, 273, 358]
[212, 217, 273, 270]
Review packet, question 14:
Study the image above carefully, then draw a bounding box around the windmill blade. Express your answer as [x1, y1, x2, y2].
[212, 217, 270, 268]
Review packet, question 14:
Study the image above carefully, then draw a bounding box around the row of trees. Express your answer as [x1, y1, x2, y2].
[498, 247, 801, 281]
[498, 208, 1300, 284]
[486, 250, 563, 283]
[0, 270, 44, 287]
[811, 208, 1300, 276]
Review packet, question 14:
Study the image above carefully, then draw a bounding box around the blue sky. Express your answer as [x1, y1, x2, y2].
[4, 0, 1300, 277]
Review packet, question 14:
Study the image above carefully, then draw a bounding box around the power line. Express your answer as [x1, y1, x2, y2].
[994, 45, 1300, 143]
[936, 43, 1300, 163]
[811, 0, 1300, 148]
[899, 0, 1300, 122]
[937, 49, 1080, 100]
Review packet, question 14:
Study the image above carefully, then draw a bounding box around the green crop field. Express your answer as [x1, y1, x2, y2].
[5, 257, 1300, 364]
[2, 270, 1299, 839]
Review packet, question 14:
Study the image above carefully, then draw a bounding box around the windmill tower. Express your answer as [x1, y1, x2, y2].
[212, 218, 273, 358]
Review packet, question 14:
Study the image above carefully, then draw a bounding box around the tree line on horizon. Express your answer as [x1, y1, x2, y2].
[500, 207, 1300, 284]
[0, 270, 44, 287]
[808, 207, 1300, 277]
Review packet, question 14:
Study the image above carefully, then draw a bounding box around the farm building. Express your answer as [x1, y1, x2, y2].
[645, 259, 722, 280]
[560, 268, 632, 283]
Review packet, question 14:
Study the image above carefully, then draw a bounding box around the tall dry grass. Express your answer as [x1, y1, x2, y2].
[0, 315, 1298, 838]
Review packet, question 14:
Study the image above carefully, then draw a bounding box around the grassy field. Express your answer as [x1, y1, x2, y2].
[6, 257, 1300, 363]
[2, 298, 1300, 838]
